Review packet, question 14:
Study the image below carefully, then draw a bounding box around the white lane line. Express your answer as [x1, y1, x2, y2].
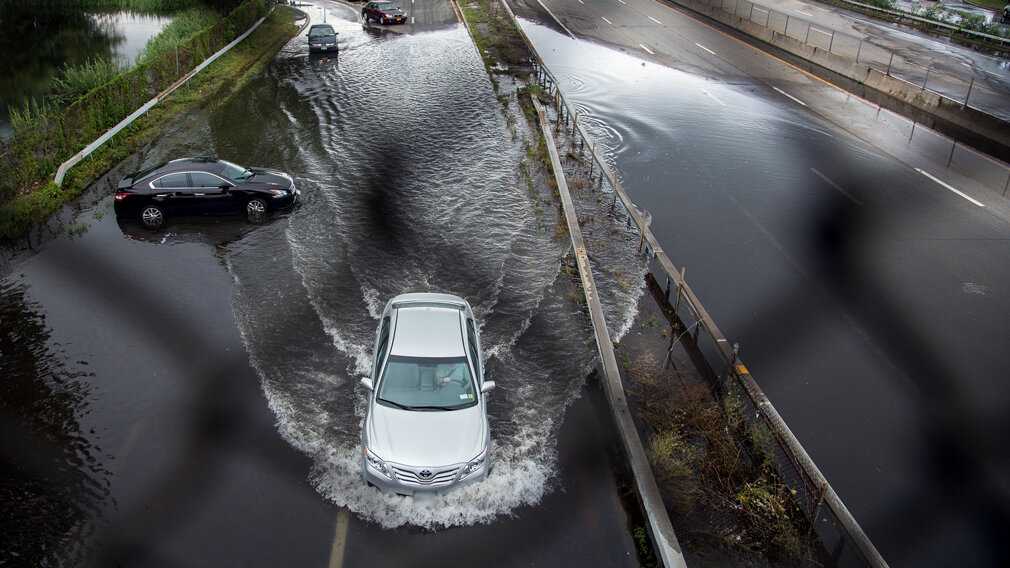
[795, 10, 814, 17]
[601, 15, 613, 24]
[702, 89, 726, 106]
[617, 0, 626, 4]
[773, 86, 807, 106]
[810, 27, 832, 37]
[984, 70, 1003, 78]
[577, 0, 584, 4]
[810, 168, 863, 205]
[639, 43, 655, 54]
[695, 42, 716, 55]
[648, 15, 663, 24]
[328, 509, 350, 568]
[411, 16, 415, 23]
[961, 62, 972, 68]
[915, 168, 985, 207]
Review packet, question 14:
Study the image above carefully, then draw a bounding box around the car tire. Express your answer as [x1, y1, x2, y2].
[139, 205, 166, 230]
[246, 197, 269, 223]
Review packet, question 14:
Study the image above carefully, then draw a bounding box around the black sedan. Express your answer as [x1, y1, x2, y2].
[114, 157, 299, 229]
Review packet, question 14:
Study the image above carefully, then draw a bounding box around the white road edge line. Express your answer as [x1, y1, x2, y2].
[639, 43, 655, 54]
[617, 0, 627, 4]
[577, 0, 584, 4]
[695, 42, 716, 55]
[601, 15, 613, 24]
[796, 10, 814, 17]
[702, 89, 726, 106]
[328, 509, 350, 568]
[810, 168, 863, 205]
[534, 0, 577, 38]
[915, 168, 985, 207]
[648, 15, 663, 24]
[773, 86, 807, 106]
[810, 27, 832, 37]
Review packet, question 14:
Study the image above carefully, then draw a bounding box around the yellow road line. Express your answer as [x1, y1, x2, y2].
[328, 509, 350, 568]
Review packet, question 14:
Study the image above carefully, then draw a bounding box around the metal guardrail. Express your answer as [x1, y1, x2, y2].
[53, 5, 303, 186]
[498, 0, 889, 565]
[693, 0, 1010, 123]
[836, 0, 1010, 45]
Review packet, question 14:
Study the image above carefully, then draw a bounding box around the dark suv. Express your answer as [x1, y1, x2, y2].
[308, 24, 338, 52]
[362, 1, 406, 25]
[114, 157, 299, 229]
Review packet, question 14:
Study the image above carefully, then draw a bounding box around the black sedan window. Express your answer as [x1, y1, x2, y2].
[190, 172, 227, 188]
[154, 173, 189, 189]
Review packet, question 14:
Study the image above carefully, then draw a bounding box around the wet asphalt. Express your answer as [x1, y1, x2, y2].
[1, 1, 644, 566]
[510, 0, 1010, 565]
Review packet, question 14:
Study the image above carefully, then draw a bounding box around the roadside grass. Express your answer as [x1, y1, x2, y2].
[458, 0, 530, 73]
[0, 4, 299, 240]
[48, 58, 126, 105]
[627, 349, 814, 562]
[137, 7, 222, 65]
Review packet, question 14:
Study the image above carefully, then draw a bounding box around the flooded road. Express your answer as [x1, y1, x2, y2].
[1, 1, 646, 565]
[511, 4, 1010, 565]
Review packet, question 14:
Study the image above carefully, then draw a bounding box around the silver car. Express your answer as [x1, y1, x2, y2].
[360, 293, 495, 494]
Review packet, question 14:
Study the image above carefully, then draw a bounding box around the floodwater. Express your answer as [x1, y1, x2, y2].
[517, 18, 1010, 567]
[0, 5, 173, 138]
[0, 7, 646, 565]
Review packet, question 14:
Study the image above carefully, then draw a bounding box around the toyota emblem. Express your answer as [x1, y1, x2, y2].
[418, 469, 433, 479]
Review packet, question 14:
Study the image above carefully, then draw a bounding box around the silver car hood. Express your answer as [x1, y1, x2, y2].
[366, 402, 486, 467]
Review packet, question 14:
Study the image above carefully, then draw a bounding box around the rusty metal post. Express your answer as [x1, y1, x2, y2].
[963, 76, 974, 109]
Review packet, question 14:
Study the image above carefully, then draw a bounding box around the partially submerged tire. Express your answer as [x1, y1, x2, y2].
[139, 205, 166, 230]
[246, 197, 269, 223]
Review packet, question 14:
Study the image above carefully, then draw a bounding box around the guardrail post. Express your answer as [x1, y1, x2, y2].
[855, 39, 862, 63]
[963, 76, 974, 109]
[946, 141, 956, 168]
[785, 14, 790, 35]
[748, 2, 754, 20]
[828, 30, 835, 53]
[1003, 172, 1010, 197]
[921, 66, 930, 92]
[886, 51, 894, 76]
[673, 267, 686, 313]
[665, 276, 672, 302]
[909, 121, 916, 142]
[765, 8, 771, 26]
[804, 24, 811, 44]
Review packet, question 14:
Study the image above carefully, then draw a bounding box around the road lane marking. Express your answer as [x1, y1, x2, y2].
[411, 16, 415, 23]
[648, 15, 663, 24]
[695, 43, 716, 55]
[795, 10, 814, 17]
[810, 168, 863, 205]
[328, 509, 350, 568]
[535, 0, 577, 38]
[617, 0, 626, 4]
[773, 86, 807, 106]
[639, 43, 654, 54]
[810, 27, 832, 37]
[702, 89, 726, 106]
[915, 168, 985, 207]
[577, 0, 584, 4]
[601, 15, 613, 24]
[984, 70, 1002, 78]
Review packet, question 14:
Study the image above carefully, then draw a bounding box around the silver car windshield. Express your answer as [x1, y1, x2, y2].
[377, 356, 476, 411]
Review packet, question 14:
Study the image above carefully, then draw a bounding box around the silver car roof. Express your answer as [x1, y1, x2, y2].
[390, 305, 465, 358]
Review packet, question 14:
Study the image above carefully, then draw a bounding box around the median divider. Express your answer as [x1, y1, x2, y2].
[500, 0, 889, 564]
[530, 96, 688, 568]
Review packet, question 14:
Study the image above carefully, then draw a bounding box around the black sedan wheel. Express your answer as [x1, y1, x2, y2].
[246, 198, 269, 223]
[140, 205, 166, 230]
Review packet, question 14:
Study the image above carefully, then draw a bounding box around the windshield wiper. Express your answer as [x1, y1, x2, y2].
[403, 405, 452, 411]
[377, 397, 414, 410]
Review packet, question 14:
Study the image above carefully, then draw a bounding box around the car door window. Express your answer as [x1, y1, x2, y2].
[190, 172, 226, 189]
[374, 317, 390, 379]
[154, 173, 189, 189]
[466, 319, 481, 380]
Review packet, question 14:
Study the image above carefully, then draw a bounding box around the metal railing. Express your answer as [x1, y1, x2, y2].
[498, 0, 889, 564]
[676, 0, 1010, 123]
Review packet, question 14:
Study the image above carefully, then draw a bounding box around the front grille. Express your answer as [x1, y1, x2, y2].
[390, 465, 460, 486]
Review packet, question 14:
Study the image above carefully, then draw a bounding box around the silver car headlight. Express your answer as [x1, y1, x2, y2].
[460, 450, 487, 479]
[365, 448, 394, 479]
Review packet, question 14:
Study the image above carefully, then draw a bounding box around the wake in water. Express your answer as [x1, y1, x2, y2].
[224, 21, 648, 529]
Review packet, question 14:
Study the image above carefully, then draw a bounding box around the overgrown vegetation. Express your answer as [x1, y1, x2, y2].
[0, 0, 279, 240]
[627, 350, 815, 562]
[137, 7, 221, 64]
[458, 0, 531, 74]
[0, 0, 296, 240]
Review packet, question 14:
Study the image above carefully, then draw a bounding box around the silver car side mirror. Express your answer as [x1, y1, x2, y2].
[360, 377, 374, 391]
[481, 381, 496, 393]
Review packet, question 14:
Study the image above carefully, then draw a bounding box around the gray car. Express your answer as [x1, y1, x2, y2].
[360, 293, 495, 494]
